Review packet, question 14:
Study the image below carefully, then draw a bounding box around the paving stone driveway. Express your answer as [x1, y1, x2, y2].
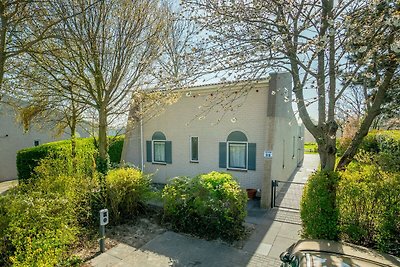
[89, 154, 320, 267]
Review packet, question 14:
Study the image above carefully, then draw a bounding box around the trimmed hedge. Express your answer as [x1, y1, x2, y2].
[300, 171, 339, 240]
[162, 171, 247, 242]
[108, 136, 125, 164]
[17, 136, 124, 180]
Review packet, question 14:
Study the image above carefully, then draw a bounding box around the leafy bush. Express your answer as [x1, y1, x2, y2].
[105, 168, 151, 224]
[300, 170, 339, 240]
[338, 160, 400, 256]
[17, 136, 124, 181]
[347, 130, 400, 172]
[162, 171, 247, 242]
[0, 155, 99, 266]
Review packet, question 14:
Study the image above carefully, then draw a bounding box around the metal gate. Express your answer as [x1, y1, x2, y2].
[271, 180, 305, 210]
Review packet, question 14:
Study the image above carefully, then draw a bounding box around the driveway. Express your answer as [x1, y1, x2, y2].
[89, 154, 320, 267]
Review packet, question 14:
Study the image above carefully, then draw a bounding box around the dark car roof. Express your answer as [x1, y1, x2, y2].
[290, 240, 400, 267]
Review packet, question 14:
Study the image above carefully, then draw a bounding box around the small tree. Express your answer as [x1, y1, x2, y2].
[31, 0, 170, 173]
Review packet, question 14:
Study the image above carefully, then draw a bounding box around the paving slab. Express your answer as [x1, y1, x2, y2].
[142, 231, 252, 267]
[115, 250, 172, 267]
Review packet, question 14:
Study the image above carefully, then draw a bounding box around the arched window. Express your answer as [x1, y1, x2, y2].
[219, 131, 256, 171]
[146, 131, 172, 164]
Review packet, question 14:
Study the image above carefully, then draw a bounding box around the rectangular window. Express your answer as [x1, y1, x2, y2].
[190, 136, 199, 162]
[153, 141, 166, 163]
[228, 142, 247, 170]
[34, 140, 40, 146]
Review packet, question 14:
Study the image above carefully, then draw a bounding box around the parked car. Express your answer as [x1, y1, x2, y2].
[280, 239, 400, 267]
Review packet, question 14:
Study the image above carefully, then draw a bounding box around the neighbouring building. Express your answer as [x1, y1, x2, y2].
[122, 73, 304, 208]
[0, 102, 86, 181]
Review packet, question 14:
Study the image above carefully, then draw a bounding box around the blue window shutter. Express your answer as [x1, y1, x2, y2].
[219, 142, 227, 168]
[248, 143, 256, 170]
[165, 141, 172, 164]
[146, 141, 152, 162]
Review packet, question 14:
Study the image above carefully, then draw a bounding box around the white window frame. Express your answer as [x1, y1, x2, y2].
[190, 136, 199, 163]
[34, 140, 40, 146]
[152, 140, 166, 164]
[227, 141, 248, 171]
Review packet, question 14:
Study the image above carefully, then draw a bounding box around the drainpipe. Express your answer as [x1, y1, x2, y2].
[140, 102, 144, 171]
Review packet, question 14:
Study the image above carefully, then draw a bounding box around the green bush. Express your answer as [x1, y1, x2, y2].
[338, 161, 400, 256]
[108, 136, 124, 164]
[357, 130, 400, 172]
[0, 175, 98, 266]
[301, 170, 339, 240]
[17, 136, 124, 181]
[105, 168, 151, 224]
[162, 171, 247, 242]
[0, 154, 99, 266]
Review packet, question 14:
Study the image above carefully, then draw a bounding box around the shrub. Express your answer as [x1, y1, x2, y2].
[108, 136, 124, 164]
[338, 161, 400, 256]
[17, 136, 124, 181]
[162, 171, 247, 242]
[105, 168, 151, 224]
[0, 157, 99, 266]
[300, 170, 339, 240]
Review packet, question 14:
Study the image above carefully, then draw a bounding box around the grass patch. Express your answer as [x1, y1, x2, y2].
[304, 142, 318, 154]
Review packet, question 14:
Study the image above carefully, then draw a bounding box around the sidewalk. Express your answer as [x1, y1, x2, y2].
[88, 154, 319, 267]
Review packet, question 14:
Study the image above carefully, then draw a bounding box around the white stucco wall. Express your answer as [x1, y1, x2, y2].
[269, 73, 303, 182]
[123, 80, 270, 189]
[122, 73, 304, 207]
[0, 104, 69, 181]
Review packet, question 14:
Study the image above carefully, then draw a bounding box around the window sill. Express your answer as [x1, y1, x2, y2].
[152, 162, 167, 165]
[190, 160, 199, 163]
[227, 168, 248, 172]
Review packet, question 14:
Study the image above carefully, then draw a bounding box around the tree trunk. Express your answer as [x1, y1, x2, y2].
[0, 4, 8, 95]
[97, 105, 109, 174]
[71, 109, 77, 172]
[317, 120, 338, 171]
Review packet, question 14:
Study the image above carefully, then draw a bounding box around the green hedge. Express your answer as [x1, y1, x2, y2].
[300, 171, 339, 240]
[108, 136, 125, 164]
[17, 136, 124, 181]
[162, 171, 247, 242]
[301, 161, 400, 257]
[359, 130, 400, 172]
[338, 162, 400, 256]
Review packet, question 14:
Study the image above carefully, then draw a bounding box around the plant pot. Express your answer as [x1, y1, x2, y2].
[246, 189, 257, 199]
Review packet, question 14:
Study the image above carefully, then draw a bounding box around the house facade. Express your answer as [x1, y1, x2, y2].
[122, 73, 304, 208]
[0, 103, 85, 181]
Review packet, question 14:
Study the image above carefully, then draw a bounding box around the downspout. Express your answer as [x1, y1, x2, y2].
[140, 102, 144, 171]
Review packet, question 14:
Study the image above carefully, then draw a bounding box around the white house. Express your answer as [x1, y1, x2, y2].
[122, 73, 304, 208]
[0, 102, 87, 181]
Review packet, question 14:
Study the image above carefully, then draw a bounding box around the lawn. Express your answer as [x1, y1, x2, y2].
[304, 142, 318, 154]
